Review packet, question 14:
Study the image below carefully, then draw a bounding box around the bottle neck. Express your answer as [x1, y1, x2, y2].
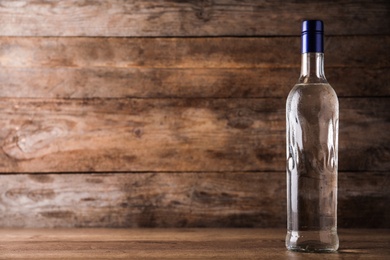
[299, 52, 327, 84]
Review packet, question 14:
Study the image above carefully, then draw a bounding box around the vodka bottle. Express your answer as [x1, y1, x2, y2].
[285, 20, 339, 252]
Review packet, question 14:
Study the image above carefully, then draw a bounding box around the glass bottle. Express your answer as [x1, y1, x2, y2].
[285, 20, 339, 252]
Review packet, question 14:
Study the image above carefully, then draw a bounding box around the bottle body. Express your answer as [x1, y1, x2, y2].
[286, 81, 339, 252]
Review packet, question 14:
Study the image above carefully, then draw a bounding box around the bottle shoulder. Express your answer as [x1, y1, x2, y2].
[286, 83, 339, 113]
[287, 83, 338, 102]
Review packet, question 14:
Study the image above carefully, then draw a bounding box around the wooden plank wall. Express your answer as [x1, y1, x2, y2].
[0, 0, 389, 228]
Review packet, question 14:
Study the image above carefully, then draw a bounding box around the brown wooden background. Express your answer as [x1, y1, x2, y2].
[0, 0, 389, 228]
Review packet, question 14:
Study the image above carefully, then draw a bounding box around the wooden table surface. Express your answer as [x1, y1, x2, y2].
[0, 229, 388, 259]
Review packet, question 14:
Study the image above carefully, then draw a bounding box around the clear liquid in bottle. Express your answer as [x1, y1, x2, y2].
[286, 82, 339, 252]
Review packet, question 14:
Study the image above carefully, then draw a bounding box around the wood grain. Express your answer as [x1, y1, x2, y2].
[0, 172, 388, 228]
[1, 36, 388, 69]
[0, 98, 388, 173]
[0, 172, 286, 228]
[0, 66, 388, 99]
[0, 98, 283, 173]
[0, 229, 389, 259]
[0, 0, 388, 230]
[0, 0, 388, 36]
[338, 172, 390, 228]
[0, 36, 388, 99]
[339, 98, 390, 171]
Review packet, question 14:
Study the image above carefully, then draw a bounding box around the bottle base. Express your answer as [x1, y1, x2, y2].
[286, 230, 339, 253]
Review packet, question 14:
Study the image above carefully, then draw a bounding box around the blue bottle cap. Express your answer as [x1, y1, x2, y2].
[301, 20, 324, 53]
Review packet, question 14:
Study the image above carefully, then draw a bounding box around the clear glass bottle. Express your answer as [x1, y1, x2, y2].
[285, 20, 339, 252]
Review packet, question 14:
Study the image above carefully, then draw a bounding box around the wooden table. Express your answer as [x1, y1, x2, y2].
[0, 229, 388, 259]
